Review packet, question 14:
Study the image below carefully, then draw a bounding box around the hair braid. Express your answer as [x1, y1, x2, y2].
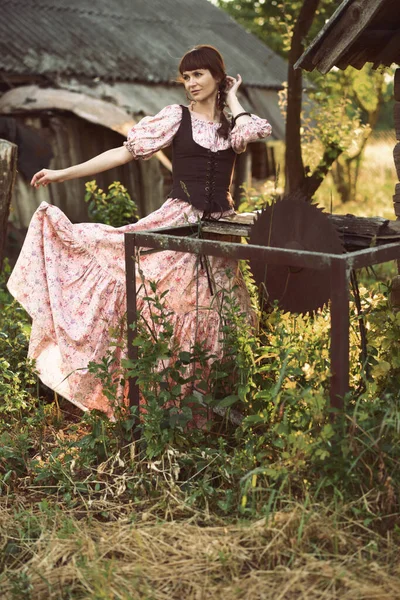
[217, 76, 231, 140]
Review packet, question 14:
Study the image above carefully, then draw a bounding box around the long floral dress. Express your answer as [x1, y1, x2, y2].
[7, 104, 272, 417]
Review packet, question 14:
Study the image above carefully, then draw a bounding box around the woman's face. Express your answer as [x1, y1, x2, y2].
[182, 68, 219, 103]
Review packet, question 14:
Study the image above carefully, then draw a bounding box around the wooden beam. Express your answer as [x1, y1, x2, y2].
[336, 29, 386, 70]
[393, 182, 400, 205]
[307, 0, 388, 73]
[395, 69, 400, 102]
[373, 30, 400, 68]
[395, 101, 400, 141]
[294, 0, 355, 71]
[0, 140, 17, 271]
[394, 144, 400, 181]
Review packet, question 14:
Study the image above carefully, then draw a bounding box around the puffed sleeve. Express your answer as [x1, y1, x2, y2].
[230, 115, 272, 154]
[123, 104, 182, 159]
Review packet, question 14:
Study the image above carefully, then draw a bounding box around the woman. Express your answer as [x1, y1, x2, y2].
[7, 45, 272, 417]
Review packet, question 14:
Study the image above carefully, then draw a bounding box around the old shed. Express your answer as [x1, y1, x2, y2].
[0, 0, 286, 231]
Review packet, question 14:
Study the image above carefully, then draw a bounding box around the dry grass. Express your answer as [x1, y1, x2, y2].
[260, 133, 398, 220]
[315, 132, 397, 219]
[1, 499, 400, 600]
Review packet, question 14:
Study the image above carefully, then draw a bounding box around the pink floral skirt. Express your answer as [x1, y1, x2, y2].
[7, 199, 252, 417]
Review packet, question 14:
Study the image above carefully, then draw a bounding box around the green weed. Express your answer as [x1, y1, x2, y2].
[84, 180, 139, 227]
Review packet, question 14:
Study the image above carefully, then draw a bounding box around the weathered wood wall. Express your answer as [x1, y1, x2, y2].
[0, 139, 17, 270]
[390, 68, 400, 304]
[10, 114, 164, 229]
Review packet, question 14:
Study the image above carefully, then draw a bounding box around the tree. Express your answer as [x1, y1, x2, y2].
[216, 0, 334, 59]
[217, 0, 345, 199]
[330, 66, 390, 203]
[216, 0, 392, 203]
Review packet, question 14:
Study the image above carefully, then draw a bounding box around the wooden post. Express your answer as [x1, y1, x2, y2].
[0, 139, 17, 272]
[233, 150, 252, 208]
[391, 68, 400, 307]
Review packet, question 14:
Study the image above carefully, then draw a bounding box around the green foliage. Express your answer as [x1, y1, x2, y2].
[368, 286, 400, 396]
[2, 232, 400, 518]
[1, 177, 400, 540]
[277, 64, 394, 203]
[215, 0, 336, 59]
[120, 267, 259, 458]
[84, 180, 139, 227]
[0, 262, 37, 416]
[309, 66, 393, 203]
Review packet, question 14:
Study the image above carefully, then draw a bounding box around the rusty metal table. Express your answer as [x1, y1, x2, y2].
[124, 222, 400, 412]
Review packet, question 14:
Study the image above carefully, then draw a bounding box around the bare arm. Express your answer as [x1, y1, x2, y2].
[31, 145, 134, 187]
[225, 75, 252, 126]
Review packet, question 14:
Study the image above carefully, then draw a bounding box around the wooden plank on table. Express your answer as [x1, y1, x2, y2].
[330, 213, 400, 250]
[210, 211, 400, 252]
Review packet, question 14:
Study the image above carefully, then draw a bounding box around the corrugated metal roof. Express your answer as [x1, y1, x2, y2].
[0, 0, 287, 88]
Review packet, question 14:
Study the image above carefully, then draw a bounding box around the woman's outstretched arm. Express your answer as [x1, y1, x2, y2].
[31, 146, 134, 188]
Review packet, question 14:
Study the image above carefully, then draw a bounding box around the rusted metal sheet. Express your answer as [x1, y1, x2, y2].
[347, 241, 400, 269]
[248, 198, 345, 314]
[131, 227, 337, 269]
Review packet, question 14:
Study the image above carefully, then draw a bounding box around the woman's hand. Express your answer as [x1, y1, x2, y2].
[31, 169, 66, 188]
[226, 74, 242, 99]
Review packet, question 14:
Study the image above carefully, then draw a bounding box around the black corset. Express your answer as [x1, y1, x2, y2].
[169, 106, 236, 214]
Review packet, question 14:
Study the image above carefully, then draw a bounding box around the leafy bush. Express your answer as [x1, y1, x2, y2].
[84, 180, 139, 227]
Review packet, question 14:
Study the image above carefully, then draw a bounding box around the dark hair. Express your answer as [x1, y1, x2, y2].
[178, 45, 231, 140]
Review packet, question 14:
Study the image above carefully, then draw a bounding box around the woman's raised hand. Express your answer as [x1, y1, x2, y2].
[31, 168, 65, 188]
[226, 74, 242, 98]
